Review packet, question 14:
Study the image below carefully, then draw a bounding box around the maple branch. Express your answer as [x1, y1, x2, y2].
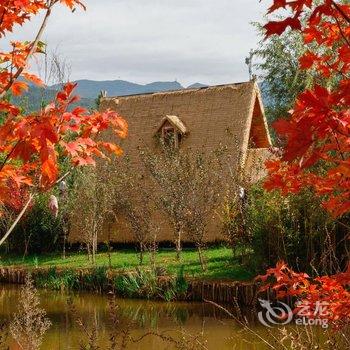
[332, 1, 350, 25]
[336, 220, 350, 233]
[324, 59, 348, 79]
[0, 141, 19, 173]
[0, 170, 70, 247]
[334, 14, 350, 48]
[332, 131, 346, 161]
[0, 1, 10, 29]
[0, 193, 34, 247]
[56, 171, 70, 184]
[0, 1, 55, 98]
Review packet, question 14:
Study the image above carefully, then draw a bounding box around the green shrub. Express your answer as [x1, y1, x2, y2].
[114, 267, 188, 301]
[114, 268, 161, 299]
[81, 266, 109, 291]
[172, 266, 188, 297]
[35, 268, 79, 291]
[247, 185, 346, 274]
[34, 267, 111, 292]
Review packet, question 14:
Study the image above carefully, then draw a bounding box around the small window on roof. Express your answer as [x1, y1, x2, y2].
[156, 115, 187, 149]
[161, 124, 183, 148]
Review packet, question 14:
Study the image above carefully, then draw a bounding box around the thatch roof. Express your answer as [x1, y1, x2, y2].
[100, 81, 272, 172]
[156, 115, 188, 135]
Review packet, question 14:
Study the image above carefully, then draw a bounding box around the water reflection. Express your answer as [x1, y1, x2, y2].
[0, 284, 269, 350]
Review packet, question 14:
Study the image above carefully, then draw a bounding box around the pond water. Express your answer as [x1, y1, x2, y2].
[0, 284, 272, 350]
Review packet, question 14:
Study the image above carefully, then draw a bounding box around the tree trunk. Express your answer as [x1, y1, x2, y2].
[23, 241, 29, 259]
[139, 242, 144, 265]
[92, 222, 98, 265]
[230, 237, 237, 259]
[107, 247, 112, 269]
[87, 242, 92, 263]
[62, 236, 66, 260]
[92, 235, 97, 265]
[62, 225, 67, 260]
[23, 239, 30, 260]
[22, 226, 30, 260]
[175, 229, 182, 261]
[197, 245, 206, 271]
[150, 234, 157, 271]
[107, 238, 112, 270]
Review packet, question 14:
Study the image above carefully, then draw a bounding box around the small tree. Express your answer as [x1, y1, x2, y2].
[70, 163, 117, 264]
[142, 146, 223, 266]
[182, 152, 220, 270]
[121, 204, 154, 265]
[253, 21, 311, 126]
[113, 159, 156, 265]
[141, 147, 192, 260]
[220, 189, 251, 261]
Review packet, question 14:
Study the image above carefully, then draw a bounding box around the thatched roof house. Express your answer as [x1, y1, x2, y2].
[70, 81, 273, 243]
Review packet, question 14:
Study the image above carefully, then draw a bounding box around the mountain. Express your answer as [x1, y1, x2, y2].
[15, 80, 209, 112]
[15, 80, 275, 114]
[51, 80, 185, 99]
[187, 83, 208, 89]
[13, 85, 96, 112]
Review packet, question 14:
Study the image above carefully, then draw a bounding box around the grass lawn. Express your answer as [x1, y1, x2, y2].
[0, 246, 254, 281]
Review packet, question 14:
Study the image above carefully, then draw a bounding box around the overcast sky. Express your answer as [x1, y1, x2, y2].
[10, 0, 270, 86]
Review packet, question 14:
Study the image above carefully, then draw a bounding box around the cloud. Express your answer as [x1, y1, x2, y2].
[7, 0, 268, 86]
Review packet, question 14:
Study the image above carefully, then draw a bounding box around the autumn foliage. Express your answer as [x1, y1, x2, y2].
[263, 0, 350, 217]
[261, 0, 350, 327]
[257, 261, 350, 327]
[0, 1, 127, 216]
